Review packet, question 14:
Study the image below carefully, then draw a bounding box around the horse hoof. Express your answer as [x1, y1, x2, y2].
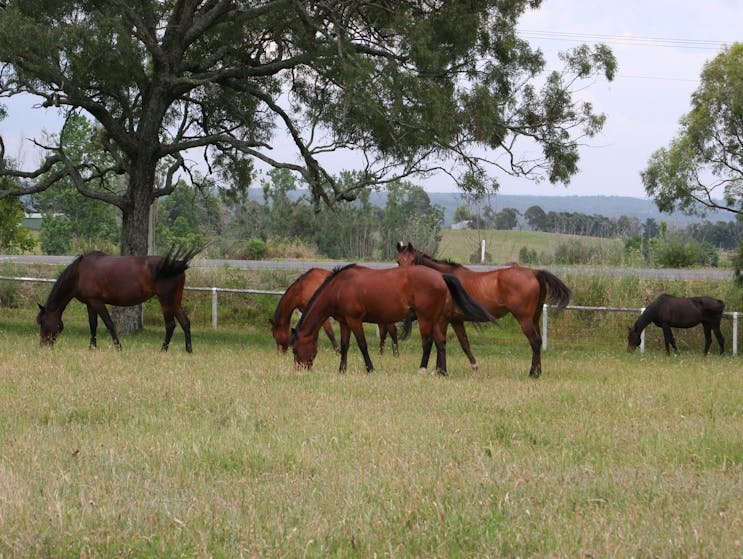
[418, 367, 427, 376]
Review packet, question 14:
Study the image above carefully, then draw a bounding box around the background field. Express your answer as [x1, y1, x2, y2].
[1, 287, 742, 557]
[436, 228, 625, 265]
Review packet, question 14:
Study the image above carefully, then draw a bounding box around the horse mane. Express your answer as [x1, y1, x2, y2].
[272, 268, 315, 325]
[45, 254, 86, 307]
[409, 246, 463, 269]
[294, 264, 356, 333]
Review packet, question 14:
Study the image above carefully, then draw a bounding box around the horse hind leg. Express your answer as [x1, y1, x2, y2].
[518, 318, 542, 378]
[451, 320, 478, 374]
[322, 320, 340, 353]
[703, 323, 713, 355]
[389, 325, 400, 357]
[712, 322, 725, 355]
[174, 306, 192, 353]
[159, 307, 176, 352]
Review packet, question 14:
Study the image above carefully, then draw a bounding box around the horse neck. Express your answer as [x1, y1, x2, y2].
[273, 289, 300, 328]
[632, 307, 654, 333]
[46, 265, 78, 312]
[295, 292, 332, 342]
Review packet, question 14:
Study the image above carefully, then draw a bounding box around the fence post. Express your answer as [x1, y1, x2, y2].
[211, 288, 218, 329]
[640, 307, 645, 353]
[733, 312, 738, 356]
[542, 303, 548, 350]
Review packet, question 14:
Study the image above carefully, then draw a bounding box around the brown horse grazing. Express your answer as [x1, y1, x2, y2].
[627, 294, 725, 355]
[36, 246, 198, 352]
[270, 268, 400, 356]
[290, 264, 496, 375]
[397, 242, 571, 378]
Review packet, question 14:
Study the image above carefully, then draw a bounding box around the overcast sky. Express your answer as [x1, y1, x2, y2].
[1, 1, 740, 199]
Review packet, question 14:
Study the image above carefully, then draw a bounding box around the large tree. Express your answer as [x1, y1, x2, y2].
[642, 43, 743, 216]
[0, 1, 614, 328]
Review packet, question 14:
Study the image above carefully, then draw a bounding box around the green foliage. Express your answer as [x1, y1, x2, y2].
[156, 181, 221, 253]
[0, 195, 35, 254]
[648, 234, 720, 268]
[453, 204, 473, 223]
[378, 181, 443, 260]
[518, 246, 539, 264]
[642, 43, 743, 216]
[243, 239, 267, 260]
[1, 1, 616, 263]
[33, 115, 120, 254]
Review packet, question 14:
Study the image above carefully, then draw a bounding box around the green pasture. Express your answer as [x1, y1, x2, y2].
[436, 229, 625, 265]
[1, 297, 742, 557]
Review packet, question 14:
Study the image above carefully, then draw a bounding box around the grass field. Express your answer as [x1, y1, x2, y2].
[436, 229, 625, 266]
[1, 305, 742, 558]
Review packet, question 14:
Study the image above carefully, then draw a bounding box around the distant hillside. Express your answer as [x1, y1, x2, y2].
[245, 189, 733, 227]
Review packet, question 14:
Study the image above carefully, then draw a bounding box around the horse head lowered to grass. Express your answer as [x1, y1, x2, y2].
[627, 294, 725, 355]
[36, 245, 199, 352]
[290, 263, 496, 375]
[270, 267, 400, 356]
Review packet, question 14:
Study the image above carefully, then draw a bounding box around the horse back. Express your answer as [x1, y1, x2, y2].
[75, 254, 159, 305]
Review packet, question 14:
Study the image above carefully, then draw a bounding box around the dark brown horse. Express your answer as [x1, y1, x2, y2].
[270, 267, 400, 355]
[627, 294, 725, 355]
[36, 246, 198, 352]
[290, 264, 496, 375]
[396, 242, 571, 377]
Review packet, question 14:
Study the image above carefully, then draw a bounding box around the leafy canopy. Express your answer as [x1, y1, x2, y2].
[0, 0, 616, 212]
[642, 43, 743, 216]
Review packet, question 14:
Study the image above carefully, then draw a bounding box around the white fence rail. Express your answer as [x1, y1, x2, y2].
[2, 275, 738, 355]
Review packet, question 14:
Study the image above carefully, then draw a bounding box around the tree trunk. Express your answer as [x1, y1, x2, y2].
[112, 170, 155, 335]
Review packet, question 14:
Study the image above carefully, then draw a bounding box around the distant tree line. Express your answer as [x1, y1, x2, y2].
[454, 200, 741, 251]
[18, 168, 443, 262]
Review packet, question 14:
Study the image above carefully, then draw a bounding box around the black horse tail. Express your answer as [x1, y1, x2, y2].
[536, 270, 571, 310]
[157, 244, 202, 279]
[399, 309, 417, 340]
[443, 275, 496, 323]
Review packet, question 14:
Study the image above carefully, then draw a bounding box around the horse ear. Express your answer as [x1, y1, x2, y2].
[407, 242, 413, 250]
[37, 303, 45, 312]
[396, 241, 403, 251]
[268, 318, 274, 326]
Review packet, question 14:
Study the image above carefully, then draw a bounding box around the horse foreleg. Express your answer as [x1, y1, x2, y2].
[86, 305, 98, 349]
[451, 320, 478, 374]
[321, 319, 339, 353]
[92, 302, 121, 350]
[350, 322, 374, 373]
[338, 323, 351, 373]
[418, 322, 434, 375]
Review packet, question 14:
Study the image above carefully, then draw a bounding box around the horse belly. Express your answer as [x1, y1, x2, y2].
[78, 270, 155, 306]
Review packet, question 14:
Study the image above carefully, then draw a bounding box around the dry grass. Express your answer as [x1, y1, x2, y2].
[1, 307, 742, 558]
